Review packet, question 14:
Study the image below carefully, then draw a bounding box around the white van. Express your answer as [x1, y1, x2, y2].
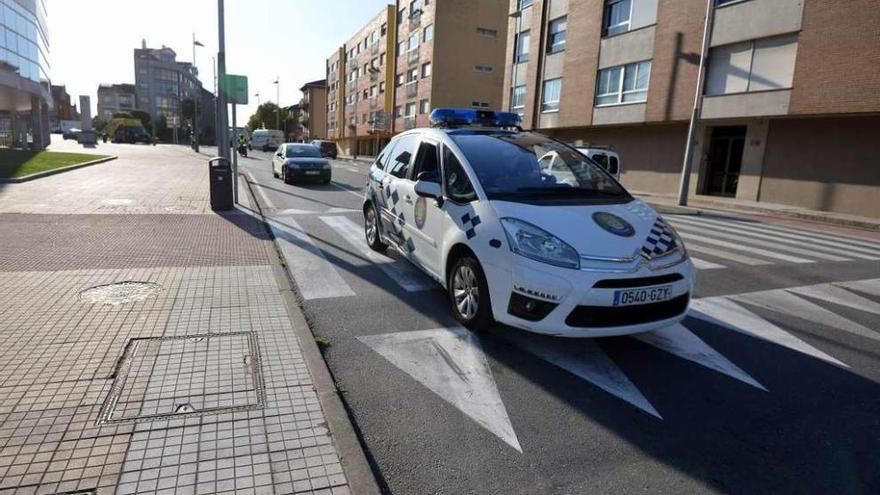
[250, 129, 285, 152]
[577, 146, 620, 180]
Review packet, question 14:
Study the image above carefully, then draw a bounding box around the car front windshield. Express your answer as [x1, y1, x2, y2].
[287, 145, 322, 158]
[450, 132, 629, 202]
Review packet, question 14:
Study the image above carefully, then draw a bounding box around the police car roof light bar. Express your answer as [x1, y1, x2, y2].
[429, 108, 523, 130]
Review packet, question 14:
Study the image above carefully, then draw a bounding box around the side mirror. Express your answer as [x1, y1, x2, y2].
[414, 179, 442, 200]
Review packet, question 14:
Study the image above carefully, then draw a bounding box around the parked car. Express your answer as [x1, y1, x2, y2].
[311, 139, 338, 159]
[251, 129, 284, 152]
[62, 128, 82, 140]
[113, 126, 152, 144]
[577, 146, 620, 180]
[273, 143, 332, 184]
[362, 108, 694, 336]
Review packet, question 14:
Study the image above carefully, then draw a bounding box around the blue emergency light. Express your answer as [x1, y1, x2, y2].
[429, 108, 522, 128]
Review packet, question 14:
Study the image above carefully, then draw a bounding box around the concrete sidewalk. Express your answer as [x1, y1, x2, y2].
[0, 141, 375, 494]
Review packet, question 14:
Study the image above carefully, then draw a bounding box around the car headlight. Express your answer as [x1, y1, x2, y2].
[500, 218, 580, 270]
[663, 220, 688, 258]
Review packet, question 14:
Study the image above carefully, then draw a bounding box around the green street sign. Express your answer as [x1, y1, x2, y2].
[225, 74, 248, 105]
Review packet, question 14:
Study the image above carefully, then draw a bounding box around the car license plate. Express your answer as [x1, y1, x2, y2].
[613, 285, 673, 307]
[305, 170, 321, 175]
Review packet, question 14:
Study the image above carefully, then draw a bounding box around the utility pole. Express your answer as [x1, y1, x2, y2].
[273, 77, 280, 130]
[217, 0, 229, 162]
[677, 0, 716, 206]
[193, 34, 204, 149]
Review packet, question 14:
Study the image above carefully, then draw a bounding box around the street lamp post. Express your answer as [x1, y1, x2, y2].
[192, 33, 204, 151]
[273, 77, 280, 130]
[217, 0, 229, 162]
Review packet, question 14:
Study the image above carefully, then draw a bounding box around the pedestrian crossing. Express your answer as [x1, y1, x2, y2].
[358, 277, 880, 450]
[266, 210, 880, 300]
[667, 214, 880, 269]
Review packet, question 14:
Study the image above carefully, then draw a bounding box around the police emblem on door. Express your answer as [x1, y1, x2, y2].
[414, 198, 427, 229]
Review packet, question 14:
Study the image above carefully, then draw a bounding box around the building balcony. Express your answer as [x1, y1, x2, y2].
[370, 41, 380, 55]
[369, 97, 378, 110]
[404, 116, 416, 130]
[405, 81, 418, 99]
[407, 49, 420, 67]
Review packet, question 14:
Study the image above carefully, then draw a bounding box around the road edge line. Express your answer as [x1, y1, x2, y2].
[241, 172, 382, 495]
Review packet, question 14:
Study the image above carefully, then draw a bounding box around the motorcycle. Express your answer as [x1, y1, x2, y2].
[237, 143, 248, 157]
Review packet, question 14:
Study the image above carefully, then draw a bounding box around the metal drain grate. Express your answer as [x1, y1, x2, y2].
[98, 332, 265, 424]
[80, 281, 163, 306]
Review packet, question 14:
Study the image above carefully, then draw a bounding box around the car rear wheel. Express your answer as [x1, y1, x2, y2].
[364, 204, 387, 252]
[448, 256, 494, 331]
[282, 167, 292, 185]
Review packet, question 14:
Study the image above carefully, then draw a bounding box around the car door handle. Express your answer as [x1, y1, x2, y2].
[404, 195, 413, 205]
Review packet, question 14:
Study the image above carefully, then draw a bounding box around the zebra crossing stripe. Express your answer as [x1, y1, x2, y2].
[675, 231, 814, 264]
[670, 216, 880, 259]
[319, 216, 434, 292]
[738, 220, 880, 251]
[266, 216, 356, 300]
[671, 222, 851, 262]
[684, 244, 772, 266]
[836, 278, 880, 298]
[634, 323, 766, 391]
[689, 297, 848, 368]
[690, 257, 726, 270]
[733, 289, 879, 344]
[788, 283, 880, 316]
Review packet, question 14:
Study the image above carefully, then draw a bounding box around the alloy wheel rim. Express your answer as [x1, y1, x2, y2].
[366, 209, 377, 242]
[453, 265, 478, 320]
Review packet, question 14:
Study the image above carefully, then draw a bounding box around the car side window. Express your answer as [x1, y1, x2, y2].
[443, 146, 477, 203]
[411, 141, 440, 182]
[388, 134, 418, 179]
[375, 140, 397, 171]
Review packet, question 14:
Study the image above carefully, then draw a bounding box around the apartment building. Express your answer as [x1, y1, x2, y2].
[299, 79, 328, 141]
[503, 0, 880, 218]
[96, 83, 136, 121]
[327, 0, 510, 156]
[134, 41, 202, 131]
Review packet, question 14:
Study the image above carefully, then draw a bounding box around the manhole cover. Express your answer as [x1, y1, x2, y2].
[80, 281, 163, 306]
[98, 332, 265, 424]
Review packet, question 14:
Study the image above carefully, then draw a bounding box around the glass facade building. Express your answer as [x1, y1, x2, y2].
[0, 0, 49, 84]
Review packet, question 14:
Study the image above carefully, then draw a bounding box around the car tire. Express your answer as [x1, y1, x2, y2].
[273, 167, 279, 179]
[282, 168, 292, 185]
[448, 255, 494, 332]
[364, 203, 388, 253]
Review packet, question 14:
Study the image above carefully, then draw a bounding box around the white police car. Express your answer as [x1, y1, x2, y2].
[363, 108, 694, 337]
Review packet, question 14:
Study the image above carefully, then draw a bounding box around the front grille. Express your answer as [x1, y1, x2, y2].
[565, 294, 689, 328]
[593, 273, 684, 289]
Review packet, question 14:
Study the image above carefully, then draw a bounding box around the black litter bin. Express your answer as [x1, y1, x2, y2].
[208, 157, 234, 211]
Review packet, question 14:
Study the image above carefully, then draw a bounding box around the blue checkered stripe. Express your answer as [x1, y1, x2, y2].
[461, 213, 481, 240]
[383, 184, 415, 253]
[641, 217, 677, 258]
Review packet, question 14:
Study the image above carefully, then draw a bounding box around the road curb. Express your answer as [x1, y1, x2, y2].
[0, 155, 118, 183]
[241, 174, 382, 495]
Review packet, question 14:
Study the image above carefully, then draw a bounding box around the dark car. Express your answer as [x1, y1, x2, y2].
[311, 139, 338, 159]
[273, 143, 332, 184]
[62, 128, 82, 140]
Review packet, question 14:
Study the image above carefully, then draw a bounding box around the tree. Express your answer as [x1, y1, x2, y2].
[130, 110, 152, 129]
[181, 98, 196, 122]
[246, 103, 289, 133]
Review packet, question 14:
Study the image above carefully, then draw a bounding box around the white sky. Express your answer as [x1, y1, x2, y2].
[48, 0, 391, 119]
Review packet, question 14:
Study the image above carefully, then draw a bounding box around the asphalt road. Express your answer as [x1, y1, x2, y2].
[240, 149, 880, 495]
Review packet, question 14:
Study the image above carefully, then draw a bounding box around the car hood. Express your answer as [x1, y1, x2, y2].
[285, 157, 328, 166]
[489, 198, 667, 259]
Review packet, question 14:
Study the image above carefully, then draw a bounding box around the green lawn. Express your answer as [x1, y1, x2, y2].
[0, 149, 109, 179]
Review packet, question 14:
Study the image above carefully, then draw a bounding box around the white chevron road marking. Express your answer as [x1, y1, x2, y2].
[788, 283, 880, 316]
[359, 328, 522, 452]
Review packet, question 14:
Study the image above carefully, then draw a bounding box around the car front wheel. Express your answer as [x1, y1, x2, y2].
[448, 255, 494, 331]
[364, 203, 388, 252]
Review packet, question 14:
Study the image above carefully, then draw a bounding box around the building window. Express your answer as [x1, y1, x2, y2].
[477, 27, 498, 38]
[547, 17, 567, 54]
[514, 30, 530, 63]
[595, 61, 651, 105]
[419, 99, 430, 114]
[604, 0, 632, 36]
[519, 0, 534, 9]
[395, 105, 402, 117]
[423, 24, 434, 42]
[381, 23, 387, 36]
[405, 102, 416, 117]
[705, 34, 798, 95]
[379, 81, 386, 93]
[396, 73, 404, 86]
[510, 85, 526, 111]
[407, 67, 418, 83]
[398, 8, 406, 24]
[398, 40, 406, 55]
[471, 101, 490, 108]
[474, 64, 494, 73]
[421, 62, 432, 78]
[380, 52, 386, 65]
[408, 33, 419, 52]
[541, 79, 562, 112]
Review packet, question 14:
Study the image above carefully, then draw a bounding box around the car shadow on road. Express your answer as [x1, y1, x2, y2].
[477, 311, 880, 494]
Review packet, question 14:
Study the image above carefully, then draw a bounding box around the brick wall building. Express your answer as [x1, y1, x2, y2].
[502, 0, 880, 218]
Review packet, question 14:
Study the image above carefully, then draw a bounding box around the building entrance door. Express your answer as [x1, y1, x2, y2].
[705, 126, 746, 197]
